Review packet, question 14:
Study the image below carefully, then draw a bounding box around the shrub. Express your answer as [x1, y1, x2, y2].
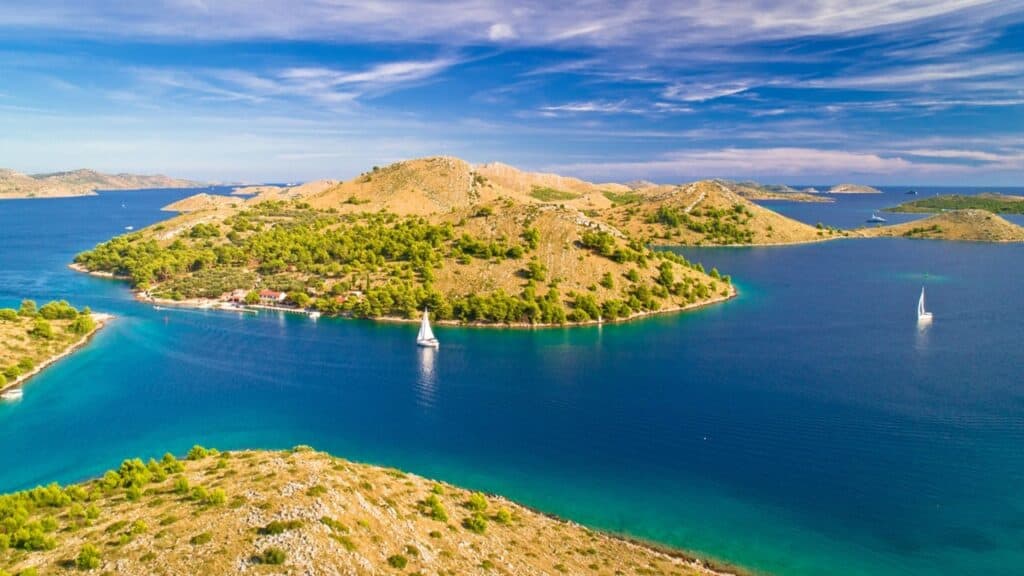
[422, 495, 447, 521]
[258, 519, 303, 535]
[76, 544, 101, 570]
[387, 554, 408, 569]
[186, 445, 209, 460]
[28, 318, 53, 339]
[190, 532, 212, 545]
[0, 308, 18, 321]
[495, 507, 512, 524]
[463, 512, 487, 534]
[18, 300, 37, 317]
[173, 477, 190, 495]
[259, 547, 286, 565]
[465, 492, 488, 512]
[306, 485, 327, 497]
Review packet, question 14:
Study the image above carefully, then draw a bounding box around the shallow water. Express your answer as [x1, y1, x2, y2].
[1, 188, 1023, 575]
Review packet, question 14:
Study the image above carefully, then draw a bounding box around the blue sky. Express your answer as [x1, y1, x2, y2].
[0, 1, 1022, 185]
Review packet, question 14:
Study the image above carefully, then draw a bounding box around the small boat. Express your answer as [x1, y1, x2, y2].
[917, 286, 933, 324]
[906, 189, 918, 195]
[416, 308, 440, 348]
[309, 311, 321, 320]
[153, 305, 166, 311]
[866, 213, 887, 223]
[1, 388, 24, 401]
[125, 225, 134, 231]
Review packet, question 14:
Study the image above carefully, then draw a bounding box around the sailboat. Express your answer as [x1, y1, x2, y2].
[917, 286, 933, 324]
[416, 308, 440, 348]
[867, 212, 887, 223]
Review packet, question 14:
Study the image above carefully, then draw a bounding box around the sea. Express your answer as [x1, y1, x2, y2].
[1, 186, 1023, 575]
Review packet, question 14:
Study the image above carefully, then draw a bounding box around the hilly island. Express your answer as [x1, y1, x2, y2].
[72, 158, 739, 327]
[0, 169, 199, 200]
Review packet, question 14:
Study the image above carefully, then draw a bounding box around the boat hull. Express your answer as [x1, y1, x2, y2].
[417, 339, 440, 349]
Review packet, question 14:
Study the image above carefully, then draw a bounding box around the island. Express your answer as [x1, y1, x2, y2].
[72, 157, 736, 327]
[828, 183, 881, 194]
[859, 209, 1024, 242]
[0, 300, 110, 396]
[719, 180, 833, 203]
[0, 168, 200, 199]
[885, 193, 1024, 214]
[0, 447, 736, 575]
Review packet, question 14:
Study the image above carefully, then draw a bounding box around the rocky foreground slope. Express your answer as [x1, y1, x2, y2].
[0, 448, 732, 576]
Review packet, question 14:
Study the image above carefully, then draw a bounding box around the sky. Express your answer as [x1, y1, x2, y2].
[0, 1, 1022, 185]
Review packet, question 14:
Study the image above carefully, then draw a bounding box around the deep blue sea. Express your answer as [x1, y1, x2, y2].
[2, 186, 1023, 576]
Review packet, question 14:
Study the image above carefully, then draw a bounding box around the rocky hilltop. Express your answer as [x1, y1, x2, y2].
[0, 448, 733, 576]
[0, 168, 200, 199]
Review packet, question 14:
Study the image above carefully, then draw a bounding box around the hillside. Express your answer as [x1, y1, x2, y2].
[602, 180, 838, 245]
[0, 448, 731, 576]
[828, 183, 880, 194]
[885, 193, 1024, 214]
[859, 209, 1024, 242]
[0, 169, 199, 199]
[74, 158, 735, 327]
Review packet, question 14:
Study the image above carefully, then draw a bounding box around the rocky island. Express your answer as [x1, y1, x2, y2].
[0, 300, 109, 396]
[0, 169, 200, 199]
[0, 447, 735, 576]
[828, 183, 881, 194]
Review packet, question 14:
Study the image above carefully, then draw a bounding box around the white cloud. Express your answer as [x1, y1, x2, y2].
[487, 23, 516, 41]
[662, 82, 751, 102]
[904, 148, 1024, 168]
[549, 147, 967, 180]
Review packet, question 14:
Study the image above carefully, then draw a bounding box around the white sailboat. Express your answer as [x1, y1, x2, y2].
[1, 388, 23, 401]
[416, 308, 440, 348]
[917, 286, 933, 324]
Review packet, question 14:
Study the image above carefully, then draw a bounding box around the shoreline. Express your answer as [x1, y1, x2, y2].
[71, 263, 738, 329]
[0, 312, 112, 395]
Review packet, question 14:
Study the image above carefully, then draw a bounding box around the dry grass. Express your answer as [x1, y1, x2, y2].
[3, 449, 735, 576]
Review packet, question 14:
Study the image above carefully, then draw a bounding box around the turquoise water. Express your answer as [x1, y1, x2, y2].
[2, 189, 1024, 575]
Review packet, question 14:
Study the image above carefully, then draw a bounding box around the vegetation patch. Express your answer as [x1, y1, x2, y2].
[529, 186, 580, 202]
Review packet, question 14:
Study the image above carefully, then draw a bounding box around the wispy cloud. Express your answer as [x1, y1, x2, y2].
[549, 147, 968, 181]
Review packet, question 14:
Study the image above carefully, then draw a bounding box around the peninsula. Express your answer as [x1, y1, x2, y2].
[859, 209, 1024, 242]
[719, 180, 833, 203]
[0, 168, 200, 199]
[885, 193, 1024, 214]
[0, 300, 110, 395]
[73, 157, 736, 327]
[0, 447, 736, 576]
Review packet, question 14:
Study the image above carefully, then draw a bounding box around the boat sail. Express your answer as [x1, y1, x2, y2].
[917, 286, 933, 323]
[416, 309, 440, 348]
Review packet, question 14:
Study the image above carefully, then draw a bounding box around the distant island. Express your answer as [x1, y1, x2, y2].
[720, 180, 833, 203]
[0, 447, 734, 575]
[885, 193, 1024, 214]
[0, 299, 110, 395]
[73, 158, 735, 327]
[0, 168, 200, 199]
[859, 209, 1024, 242]
[828, 183, 881, 194]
